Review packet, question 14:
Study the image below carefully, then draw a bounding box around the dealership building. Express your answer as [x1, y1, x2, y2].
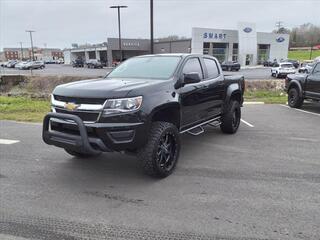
[63, 22, 289, 66]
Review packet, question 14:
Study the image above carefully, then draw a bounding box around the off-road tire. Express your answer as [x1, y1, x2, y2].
[288, 87, 304, 108]
[220, 100, 241, 134]
[64, 148, 100, 158]
[138, 121, 180, 178]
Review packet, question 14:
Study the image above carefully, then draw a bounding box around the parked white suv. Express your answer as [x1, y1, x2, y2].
[271, 62, 296, 78]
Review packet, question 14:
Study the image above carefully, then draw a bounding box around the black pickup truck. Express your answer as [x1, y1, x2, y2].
[286, 61, 320, 108]
[43, 54, 245, 178]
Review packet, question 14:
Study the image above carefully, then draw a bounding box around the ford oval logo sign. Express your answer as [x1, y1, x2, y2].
[243, 27, 252, 33]
[276, 37, 285, 43]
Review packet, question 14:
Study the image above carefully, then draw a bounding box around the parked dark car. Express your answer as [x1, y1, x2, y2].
[282, 59, 299, 68]
[286, 61, 320, 108]
[263, 60, 278, 67]
[86, 59, 103, 69]
[221, 61, 241, 71]
[72, 59, 84, 68]
[43, 54, 245, 178]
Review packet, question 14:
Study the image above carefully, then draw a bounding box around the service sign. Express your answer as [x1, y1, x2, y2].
[203, 32, 227, 40]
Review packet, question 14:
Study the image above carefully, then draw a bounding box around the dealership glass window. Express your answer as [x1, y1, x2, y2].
[182, 58, 204, 79]
[212, 43, 228, 63]
[203, 43, 210, 55]
[257, 44, 270, 64]
[203, 58, 219, 79]
[232, 43, 238, 62]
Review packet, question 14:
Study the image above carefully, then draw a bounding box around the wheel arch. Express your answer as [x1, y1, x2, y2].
[287, 80, 303, 98]
[150, 103, 181, 130]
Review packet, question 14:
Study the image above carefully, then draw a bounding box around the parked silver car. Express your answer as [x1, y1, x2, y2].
[20, 61, 45, 70]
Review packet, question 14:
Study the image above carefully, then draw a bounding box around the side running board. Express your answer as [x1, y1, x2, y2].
[187, 126, 204, 136]
[180, 117, 221, 136]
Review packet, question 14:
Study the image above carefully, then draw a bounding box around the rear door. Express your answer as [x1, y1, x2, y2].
[306, 63, 320, 98]
[201, 57, 225, 118]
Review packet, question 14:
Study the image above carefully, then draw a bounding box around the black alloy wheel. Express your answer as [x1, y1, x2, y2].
[138, 122, 180, 178]
[156, 132, 177, 172]
[288, 87, 303, 108]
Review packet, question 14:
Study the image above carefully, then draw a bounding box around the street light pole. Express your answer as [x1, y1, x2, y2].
[18, 42, 24, 60]
[110, 5, 127, 62]
[150, 0, 154, 54]
[26, 30, 35, 61]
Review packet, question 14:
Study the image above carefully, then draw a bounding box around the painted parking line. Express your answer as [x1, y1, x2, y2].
[280, 104, 320, 117]
[243, 102, 265, 105]
[241, 119, 254, 128]
[0, 139, 20, 145]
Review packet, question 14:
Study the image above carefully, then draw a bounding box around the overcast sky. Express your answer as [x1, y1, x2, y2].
[0, 0, 319, 50]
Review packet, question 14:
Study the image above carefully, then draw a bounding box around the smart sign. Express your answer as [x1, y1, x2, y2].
[203, 32, 227, 40]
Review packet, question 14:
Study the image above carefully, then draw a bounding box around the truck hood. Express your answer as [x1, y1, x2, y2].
[53, 78, 170, 99]
[287, 73, 307, 81]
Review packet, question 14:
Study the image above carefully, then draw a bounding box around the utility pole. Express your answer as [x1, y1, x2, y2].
[18, 42, 24, 60]
[275, 21, 283, 33]
[309, 45, 313, 60]
[26, 30, 35, 61]
[110, 5, 127, 62]
[150, 0, 154, 54]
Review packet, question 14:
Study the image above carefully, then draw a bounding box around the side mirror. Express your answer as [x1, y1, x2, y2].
[183, 72, 201, 85]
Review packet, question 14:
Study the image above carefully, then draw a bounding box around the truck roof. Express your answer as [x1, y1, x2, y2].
[138, 53, 205, 57]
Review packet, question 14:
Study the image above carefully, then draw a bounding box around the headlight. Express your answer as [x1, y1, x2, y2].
[102, 96, 142, 116]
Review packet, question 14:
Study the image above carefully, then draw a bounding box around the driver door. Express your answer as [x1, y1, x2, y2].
[178, 57, 207, 130]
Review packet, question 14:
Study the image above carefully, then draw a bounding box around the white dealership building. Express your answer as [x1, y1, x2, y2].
[191, 22, 290, 66]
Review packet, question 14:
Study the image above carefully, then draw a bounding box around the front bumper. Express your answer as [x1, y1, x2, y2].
[278, 71, 296, 76]
[42, 112, 146, 154]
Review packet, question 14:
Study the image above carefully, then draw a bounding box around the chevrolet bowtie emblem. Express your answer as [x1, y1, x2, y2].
[64, 102, 79, 111]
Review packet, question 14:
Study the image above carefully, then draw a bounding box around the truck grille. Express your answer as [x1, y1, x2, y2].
[55, 108, 100, 122]
[54, 95, 106, 105]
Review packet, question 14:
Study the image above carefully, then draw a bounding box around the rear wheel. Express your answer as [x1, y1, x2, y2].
[64, 148, 100, 158]
[138, 122, 180, 178]
[288, 87, 304, 108]
[220, 100, 241, 134]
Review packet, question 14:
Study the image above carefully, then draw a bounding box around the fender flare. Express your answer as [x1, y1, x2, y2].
[225, 83, 242, 104]
[287, 80, 303, 98]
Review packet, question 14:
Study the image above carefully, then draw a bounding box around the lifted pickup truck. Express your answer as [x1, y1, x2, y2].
[43, 54, 245, 178]
[286, 61, 320, 108]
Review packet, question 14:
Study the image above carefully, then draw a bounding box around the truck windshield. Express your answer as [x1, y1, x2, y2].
[107, 56, 181, 80]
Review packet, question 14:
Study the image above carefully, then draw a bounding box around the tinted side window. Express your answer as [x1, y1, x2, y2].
[313, 63, 320, 74]
[182, 58, 203, 79]
[204, 58, 219, 79]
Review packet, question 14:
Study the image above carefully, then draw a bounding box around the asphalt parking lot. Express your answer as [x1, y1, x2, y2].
[0, 64, 274, 80]
[0, 64, 112, 77]
[1, 104, 320, 240]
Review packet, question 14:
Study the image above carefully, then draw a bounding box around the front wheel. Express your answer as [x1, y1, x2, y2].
[220, 100, 241, 134]
[138, 122, 180, 178]
[288, 87, 304, 108]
